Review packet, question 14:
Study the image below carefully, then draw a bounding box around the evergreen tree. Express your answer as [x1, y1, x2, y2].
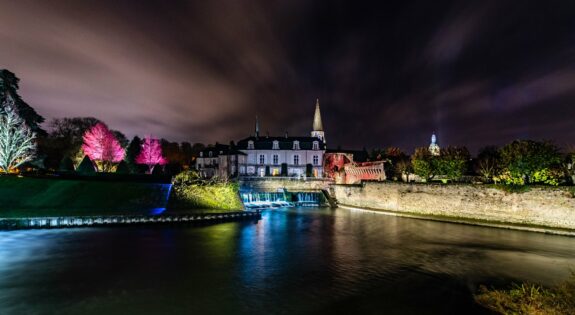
[59, 156, 74, 172]
[77, 156, 96, 174]
[115, 160, 130, 174]
[0, 69, 45, 135]
[125, 136, 142, 172]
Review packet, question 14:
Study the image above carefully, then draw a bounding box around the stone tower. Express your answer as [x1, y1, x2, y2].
[311, 98, 325, 143]
[429, 133, 440, 156]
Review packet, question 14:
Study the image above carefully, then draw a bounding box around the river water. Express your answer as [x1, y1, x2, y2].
[0, 207, 574, 315]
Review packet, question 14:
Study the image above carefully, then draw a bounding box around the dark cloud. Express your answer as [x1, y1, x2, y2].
[1, 0, 574, 153]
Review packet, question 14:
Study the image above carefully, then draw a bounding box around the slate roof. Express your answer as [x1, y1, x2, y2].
[201, 144, 246, 157]
[236, 136, 326, 150]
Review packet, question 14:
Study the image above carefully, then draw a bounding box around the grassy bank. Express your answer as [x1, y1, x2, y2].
[168, 181, 244, 212]
[475, 273, 575, 314]
[0, 175, 171, 218]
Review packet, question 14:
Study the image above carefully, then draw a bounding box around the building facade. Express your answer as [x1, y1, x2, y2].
[196, 99, 327, 179]
[236, 136, 325, 178]
[195, 143, 246, 178]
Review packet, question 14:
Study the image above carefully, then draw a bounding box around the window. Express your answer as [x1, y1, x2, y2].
[208, 151, 213, 157]
[248, 141, 254, 150]
[273, 140, 279, 150]
[293, 155, 299, 165]
[313, 155, 319, 165]
[313, 141, 319, 150]
[199, 152, 203, 157]
[259, 154, 265, 165]
[273, 154, 279, 165]
[293, 141, 300, 150]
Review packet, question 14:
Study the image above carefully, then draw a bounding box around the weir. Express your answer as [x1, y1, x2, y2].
[240, 190, 326, 208]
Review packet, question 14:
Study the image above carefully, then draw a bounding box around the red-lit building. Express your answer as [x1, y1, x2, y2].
[324, 150, 386, 184]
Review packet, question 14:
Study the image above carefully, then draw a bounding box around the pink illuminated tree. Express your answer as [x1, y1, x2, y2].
[81, 122, 125, 172]
[136, 136, 167, 174]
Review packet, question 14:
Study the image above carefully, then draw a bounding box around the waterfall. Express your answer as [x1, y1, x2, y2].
[241, 191, 324, 208]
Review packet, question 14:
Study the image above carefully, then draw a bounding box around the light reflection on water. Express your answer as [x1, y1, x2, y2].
[0, 207, 574, 315]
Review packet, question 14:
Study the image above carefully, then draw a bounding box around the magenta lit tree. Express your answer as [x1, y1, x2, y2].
[81, 122, 125, 172]
[136, 136, 167, 174]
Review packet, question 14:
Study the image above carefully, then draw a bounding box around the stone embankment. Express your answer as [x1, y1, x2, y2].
[0, 211, 261, 230]
[331, 182, 575, 235]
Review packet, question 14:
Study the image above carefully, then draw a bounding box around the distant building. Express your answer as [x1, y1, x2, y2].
[196, 99, 327, 179]
[195, 143, 246, 178]
[429, 133, 440, 156]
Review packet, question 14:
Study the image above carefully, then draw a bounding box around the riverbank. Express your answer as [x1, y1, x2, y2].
[0, 175, 249, 229]
[332, 182, 575, 235]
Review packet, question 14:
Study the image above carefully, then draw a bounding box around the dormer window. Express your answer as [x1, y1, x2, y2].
[273, 140, 279, 150]
[199, 152, 203, 157]
[248, 141, 254, 150]
[293, 141, 300, 150]
[313, 141, 319, 150]
[208, 151, 213, 157]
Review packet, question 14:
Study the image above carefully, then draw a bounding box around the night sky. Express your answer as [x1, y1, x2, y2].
[1, 0, 575, 153]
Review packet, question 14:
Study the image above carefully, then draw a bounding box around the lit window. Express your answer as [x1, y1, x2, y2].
[273, 140, 279, 150]
[273, 154, 279, 165]
[293, 155, 299, 165]
[259, 154, 265, 164]
[313, 155, 319, 165]
[248, 141, 254, 150]
[313, 141, 319, 150]
[293, 141, 300, 150]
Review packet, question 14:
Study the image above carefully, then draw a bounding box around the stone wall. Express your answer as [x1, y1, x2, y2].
[331, 182, 575, 231]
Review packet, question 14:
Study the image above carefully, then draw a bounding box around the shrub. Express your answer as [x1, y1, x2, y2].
[475, 273, 575, 314]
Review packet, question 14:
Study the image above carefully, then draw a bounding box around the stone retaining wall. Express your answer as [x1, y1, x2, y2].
[331, 182, 575, 231]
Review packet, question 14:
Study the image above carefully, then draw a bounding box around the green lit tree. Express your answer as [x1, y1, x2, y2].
[498, 140, 562, 185]
[411, 147, 435, 181]
[435, 146, 470, 182]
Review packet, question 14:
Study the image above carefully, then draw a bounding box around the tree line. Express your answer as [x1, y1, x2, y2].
[366, 141, 573, 186]
[0, 69, 205, 175]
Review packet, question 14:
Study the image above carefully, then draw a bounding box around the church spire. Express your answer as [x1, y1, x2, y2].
[311, 98, 326, 143]
[313, 98, 324, 131]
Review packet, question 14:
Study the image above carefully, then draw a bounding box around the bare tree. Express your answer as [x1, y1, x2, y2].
[0, 97, 36, 173]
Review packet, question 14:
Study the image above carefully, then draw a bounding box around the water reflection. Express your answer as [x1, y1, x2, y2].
[0, 207, 573, 314]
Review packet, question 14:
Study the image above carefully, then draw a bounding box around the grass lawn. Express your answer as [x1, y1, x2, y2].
[0, 176, 172, 218]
